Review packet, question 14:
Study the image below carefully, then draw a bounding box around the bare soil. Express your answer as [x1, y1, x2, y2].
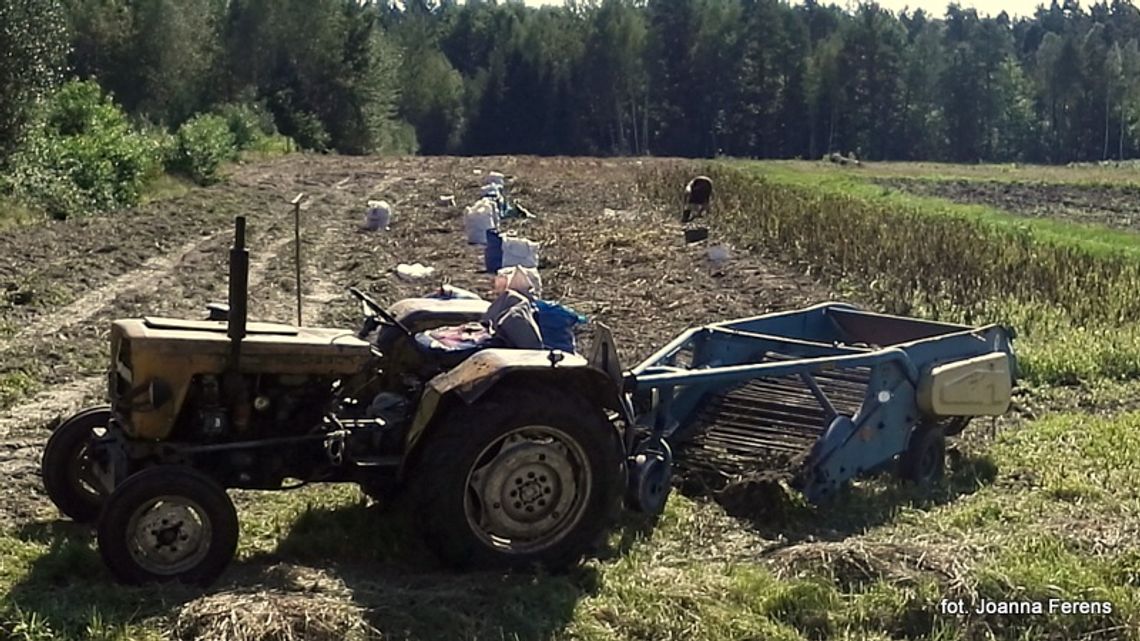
[0, 153, 832, 525]
[876, 177, 1140, 232]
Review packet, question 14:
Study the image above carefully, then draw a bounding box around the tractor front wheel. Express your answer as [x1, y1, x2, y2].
[97, 466, 238, 586]
[41, 406, 112, 523]
[410, 389, 622, 571]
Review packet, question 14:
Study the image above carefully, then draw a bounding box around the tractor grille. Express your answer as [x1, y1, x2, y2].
[112, 338, 132, 405]
[677, 355, 871, 479]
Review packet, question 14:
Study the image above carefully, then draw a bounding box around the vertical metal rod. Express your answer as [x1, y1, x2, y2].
[291, 193, 305, 327]
[228, 216, 249, 368]
[800, 372, 838, 421]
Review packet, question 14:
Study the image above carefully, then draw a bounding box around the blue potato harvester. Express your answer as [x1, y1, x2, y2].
[621, 302, 1017, 511]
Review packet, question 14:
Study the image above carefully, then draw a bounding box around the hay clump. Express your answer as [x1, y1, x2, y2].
[766, 540, 974, 595]
[174, 565, 376, 641]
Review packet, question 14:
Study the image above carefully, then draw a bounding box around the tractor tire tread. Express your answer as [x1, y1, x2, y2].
[409, 387, 622, 571]
[41, 406, 111, 523]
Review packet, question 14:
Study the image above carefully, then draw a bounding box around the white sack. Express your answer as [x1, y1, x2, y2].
[395, 263, 436, 280]
[493, 265, 542, 297]
[501, 236, 540, 269]
[364, 200, 392, 231]
[463, 199, 498, 244]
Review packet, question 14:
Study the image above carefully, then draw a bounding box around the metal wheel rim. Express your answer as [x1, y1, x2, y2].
[464, 425, 592, 554]
[125, 495, 212, 576]
[70, 426, 106, 501]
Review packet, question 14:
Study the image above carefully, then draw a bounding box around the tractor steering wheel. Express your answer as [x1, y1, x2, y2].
[348, 287, 413, 337]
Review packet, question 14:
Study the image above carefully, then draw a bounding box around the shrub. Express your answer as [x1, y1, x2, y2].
[213, 102, 276, 150]
[2, 80, 162, 219]
[170, 114, 237, 185]
[137, 121, 177, 166]
[286, 110, 331, 152]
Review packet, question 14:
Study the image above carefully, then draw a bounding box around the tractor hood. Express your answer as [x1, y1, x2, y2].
[112, 317, 373, 375]
[109, 318, 373, 440]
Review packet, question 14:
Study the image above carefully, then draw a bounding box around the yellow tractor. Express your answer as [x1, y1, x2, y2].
[42, 217, 629, 585]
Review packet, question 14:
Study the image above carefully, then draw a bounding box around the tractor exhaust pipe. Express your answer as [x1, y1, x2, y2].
[228, 216, 249, 369]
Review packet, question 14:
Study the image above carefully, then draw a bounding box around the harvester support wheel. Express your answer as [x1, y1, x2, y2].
[626, 436, 673, 515]
[409, 388, 623, 571]
[899, 423, 946, 486]
[97, 466, 238, 586]
[41, 406, 112, 523]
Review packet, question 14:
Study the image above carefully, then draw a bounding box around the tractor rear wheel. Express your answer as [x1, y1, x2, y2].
[41, 406, 111, 523]
[97, 466, 238, 586]
[409, 388, 623, 571]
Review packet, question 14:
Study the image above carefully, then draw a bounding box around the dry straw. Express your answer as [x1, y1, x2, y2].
[173, 565, 377, 641]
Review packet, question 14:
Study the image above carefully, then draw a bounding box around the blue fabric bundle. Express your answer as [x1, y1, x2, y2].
[534, 299, 586, 353]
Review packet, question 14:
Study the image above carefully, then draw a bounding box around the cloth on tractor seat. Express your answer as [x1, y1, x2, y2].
[413, 289, 543, 355]
[414, 322, 494, 351]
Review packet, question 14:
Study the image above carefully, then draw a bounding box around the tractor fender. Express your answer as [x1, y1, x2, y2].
[403, 348, 624, 463]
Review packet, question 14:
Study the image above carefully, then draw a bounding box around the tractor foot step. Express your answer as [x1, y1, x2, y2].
[352, 456, 401, 468]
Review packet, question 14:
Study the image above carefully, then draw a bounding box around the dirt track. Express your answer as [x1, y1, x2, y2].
[0, 154, 831, 525]
[877, 177, 1140, 231]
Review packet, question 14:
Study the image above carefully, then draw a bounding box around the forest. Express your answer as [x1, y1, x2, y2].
[4, 0, 1140, 218]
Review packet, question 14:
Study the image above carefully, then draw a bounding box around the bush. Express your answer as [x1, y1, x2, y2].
[169, 114, 237, 185]
[286, 110, 331, 152]
[2, 81, 163, 219]
[213, 102, 276, 150]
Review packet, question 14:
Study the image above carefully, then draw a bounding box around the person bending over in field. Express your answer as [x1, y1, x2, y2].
[682, 176, 713, 223]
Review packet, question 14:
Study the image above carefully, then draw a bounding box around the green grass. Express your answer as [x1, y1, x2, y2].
[0, 196, 45, 229]
[237, 134, 295, 163]
[0, 372, 37, 409]
[138, 174, 194, 205]
[770, 158, 1140, 187]
[3, 410, 1138, 640]
[745, 162, 1140, 257]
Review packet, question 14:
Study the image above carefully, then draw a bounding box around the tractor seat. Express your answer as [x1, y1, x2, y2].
[389, 297, 491, 333]
[411, 290, 543, 366]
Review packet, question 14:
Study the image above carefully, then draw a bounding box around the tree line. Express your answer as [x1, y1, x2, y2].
[5, 0, 1140, 175]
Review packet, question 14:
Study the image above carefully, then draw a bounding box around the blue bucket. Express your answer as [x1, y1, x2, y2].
[484, 228, 504, 273]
